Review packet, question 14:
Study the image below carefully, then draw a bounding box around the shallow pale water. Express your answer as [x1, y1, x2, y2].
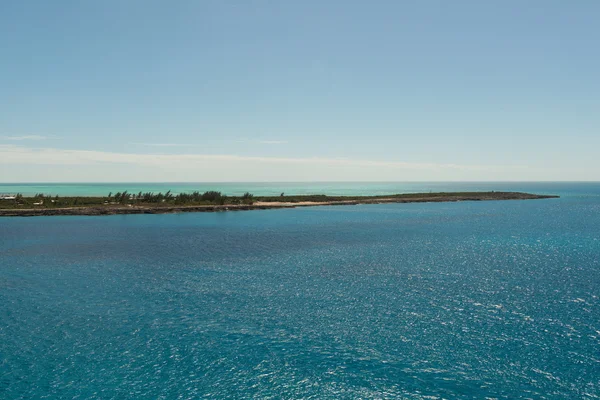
[1, 183, 599, 398]
[0, 181, 576, 197]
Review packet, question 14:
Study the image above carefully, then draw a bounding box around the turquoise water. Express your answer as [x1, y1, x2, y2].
[1, 183, 599, 398]
[0, 181, 574, 197]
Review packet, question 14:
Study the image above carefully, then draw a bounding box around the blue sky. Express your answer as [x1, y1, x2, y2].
[1, 1, 598, 182]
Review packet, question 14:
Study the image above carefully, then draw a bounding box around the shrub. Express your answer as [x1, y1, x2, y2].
[242, 192, 254, 205]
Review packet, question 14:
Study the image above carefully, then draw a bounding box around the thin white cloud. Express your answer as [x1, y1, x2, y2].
[0, 144, 519, 171]
[1, 144, 594, 182]
[131, 143, 200, 147]
[233, 139, 288, 145]
[1, 135, 49, 141]
[257, 140, 288, 144]
[133, 140, 288, 146]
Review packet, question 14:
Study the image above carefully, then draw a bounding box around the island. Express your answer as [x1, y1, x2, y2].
[0, 191, 559, 217]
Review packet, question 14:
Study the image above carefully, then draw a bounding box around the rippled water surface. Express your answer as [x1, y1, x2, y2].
[1, 183, 599, 398]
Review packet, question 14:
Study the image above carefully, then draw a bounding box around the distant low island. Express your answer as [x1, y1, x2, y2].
[0, 190, 559, 217]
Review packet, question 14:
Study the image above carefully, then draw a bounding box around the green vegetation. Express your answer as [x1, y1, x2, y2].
[253, 192, 513, 203]
[0, 190, 558, 212]
[0, 190, 254, 209]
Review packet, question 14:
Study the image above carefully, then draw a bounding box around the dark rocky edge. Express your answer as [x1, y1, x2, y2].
[0, 192, 559, 217]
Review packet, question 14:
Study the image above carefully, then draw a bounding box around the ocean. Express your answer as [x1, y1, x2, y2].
[1, 182, 599, 398]
[0, 181, 574, 197]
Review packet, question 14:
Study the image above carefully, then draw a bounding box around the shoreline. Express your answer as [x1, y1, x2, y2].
[0, 192, 559, 217]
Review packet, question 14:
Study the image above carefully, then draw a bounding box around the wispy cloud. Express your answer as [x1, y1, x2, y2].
[131, 143, 200, 147]
[133, 140, 288, 147]
[0, 144, 543, 182]
[1, 135, 50, 141]
[233, 139, 288, 145]
[257, 140, 288, 144]
[0, 144, 518, 171]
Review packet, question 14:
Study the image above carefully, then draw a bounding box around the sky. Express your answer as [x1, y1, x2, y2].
[1, 0, 599, 182]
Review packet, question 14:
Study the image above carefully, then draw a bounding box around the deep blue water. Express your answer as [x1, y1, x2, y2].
[1, 183, 599, 399]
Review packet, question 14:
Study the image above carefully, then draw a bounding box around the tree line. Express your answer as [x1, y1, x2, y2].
[3, 191, 255, 208]
[107, 190, 255, 205]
